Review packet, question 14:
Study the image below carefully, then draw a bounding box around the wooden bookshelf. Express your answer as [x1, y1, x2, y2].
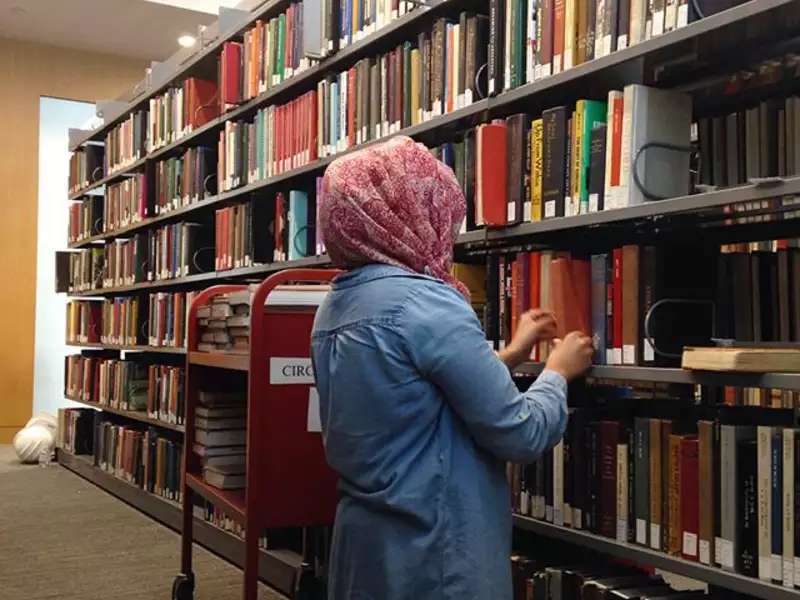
[57, 450, 303, 597]
[65, 396, 185, 433]
[513, 515, 800, 600]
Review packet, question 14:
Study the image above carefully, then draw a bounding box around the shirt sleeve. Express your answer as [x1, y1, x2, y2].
[401, 282, 569, 463]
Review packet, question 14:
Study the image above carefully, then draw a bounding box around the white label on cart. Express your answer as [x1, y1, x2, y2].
[307, 387, 322, 432]
[270, 357, 315, 384]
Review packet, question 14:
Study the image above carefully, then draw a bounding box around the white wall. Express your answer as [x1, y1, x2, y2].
[32, 97, 96, 417]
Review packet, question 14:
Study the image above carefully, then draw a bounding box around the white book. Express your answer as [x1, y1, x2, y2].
[564, 0, 576, 70]
[758, 426, 772, 581]
[784, 429, 796, 588]
[629, 0, 647, 45]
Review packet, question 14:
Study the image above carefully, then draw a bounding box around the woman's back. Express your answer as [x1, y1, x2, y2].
[312, 264, 568, 599]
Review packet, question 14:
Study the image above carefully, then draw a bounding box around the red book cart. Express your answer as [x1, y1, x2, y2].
[173, 269, 341, 600]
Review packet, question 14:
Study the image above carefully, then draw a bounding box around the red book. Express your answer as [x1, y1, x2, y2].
[447, 25, 454, 114]
[549, 257, 590, 338]
[612, 247, 623, 363]
[221, 42, 242, 111]
[680, 437, 700, 561]
[553, 0, 565, 72]
[529, 252, 541, 361]
[610, 94, 624, 188]
[309, 90, 318, 162]
[276, 105, 283, 173]
[598, 420, 619, 539]
[185, 78, 219, 129]
[476, 123, 508, 226]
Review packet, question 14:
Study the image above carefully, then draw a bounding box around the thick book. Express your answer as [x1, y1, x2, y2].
[195, 427, 246, 447]
[667, 433, 682, 556]
[488, 0, 505, 95]
[618, 85, 692, 207]
[507, 114, 532, 224]
[634, 417, 650, 546]
[476, 123, 509, 226]
[680, 436, 700, 561]
[599, 420, 619, 538]
[772, 427, 784, 583]
[588, 123, 607, 212]
[577, 100, 608, 214]
[720, 425, 755, 571]
[542, 106, 569, 219]
[203, 463, 246, 490]
[590, 254, 608, 364]
[649, 419, 662, 551]
[549, 257, 591, 337]
[621, 245, 640, 365]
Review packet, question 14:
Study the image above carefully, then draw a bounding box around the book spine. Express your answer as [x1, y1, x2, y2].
[738, 439, 759, 577]
[784, 428, 796, 587]
[634, 417, 650, 545]
[758, 425, 773, 581]
[772, 427, 784, 583]
[617, 442, 629, 542]
[649, 418, 662, 550]
[681, 437, 699, 561]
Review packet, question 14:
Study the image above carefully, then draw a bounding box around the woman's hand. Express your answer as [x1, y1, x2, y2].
[544, 331, 594, 381]
[498, 309, 558, 369]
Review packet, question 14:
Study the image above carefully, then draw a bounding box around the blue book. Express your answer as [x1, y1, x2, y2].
[590, 254, 608, 365]
[288, 191, 310, 261]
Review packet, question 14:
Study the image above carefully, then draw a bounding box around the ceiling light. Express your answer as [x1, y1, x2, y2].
[178, 35, 197, 48]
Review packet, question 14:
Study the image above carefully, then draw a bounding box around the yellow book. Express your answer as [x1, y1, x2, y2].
[571, 101, 585, 216]
[411, 49, 421, 126]
[531, 118, 543, 222]
[352, 0, 360, 41]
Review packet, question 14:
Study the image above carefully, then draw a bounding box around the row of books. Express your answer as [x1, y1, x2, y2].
[334, 0, 419, 50]
[474, 85, 690, 228]
[68, 145, 103, 194]
[509, 555, 751, 600]
[148, 78, 218, 152]
[154, 147, 217, 215]
[485, 243, 710, 366]
[66, 291, 196, 348]
[220, 2, 314, 111]
[104, 110, 149, 175]
[57, 407, 94, 455]
[64, 355, 185, 425]
[218, 90, 318, 192]
[698, 95, 800, 188]
[104, 175, 148, 232]
[68, 196, 101, 244]
[510, 406, 800, 585]
[717, 241, 800, 345]
[489, 0, 700, 98]
[315, 13, 488, 157]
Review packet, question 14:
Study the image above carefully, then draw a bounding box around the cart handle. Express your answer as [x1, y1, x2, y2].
[250, 268, 343, 370]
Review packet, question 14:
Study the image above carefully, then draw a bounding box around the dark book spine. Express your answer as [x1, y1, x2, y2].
[488, 0, 505, 95]
[737, 439, 758, 576]
[732, 251, 754, 341]
[588, 123, 607, 211]
[485, 254, 500, 347]
[571, 411, 586, 528]
[627, 426, 636, 543]
[545, 445, 555, 522]
[712, 116, 727, 187]
[778, 248, 791, 342]
[541, 107, 568, 219]
[634, 417, 650, 546]
[639, 245, 658, 365]
[618, 0, 631, 48]
[772, 427, 783, 582]
[588, 423, 600, 532]
[591, 254, 608, 364]
[599, 421, 619, 538]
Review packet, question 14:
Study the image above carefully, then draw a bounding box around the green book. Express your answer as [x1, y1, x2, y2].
[509, 0, 518, 87]
[403, 42, 412, 128]
[277, 14, 286, 83]
[579, 100, 608, 213]
[453, 140, 466, 190]
[515, 0, 526, 87]
[270, 18, 279, 86]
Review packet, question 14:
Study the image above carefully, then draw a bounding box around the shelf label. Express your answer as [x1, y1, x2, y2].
[650, 524, 661, 550]
[718, 539, 734, 569]
[270, 357, 314, 384]
[636, 519, 647, 545]
[682, 531, 698, 557]
[307, 387, 322, 433]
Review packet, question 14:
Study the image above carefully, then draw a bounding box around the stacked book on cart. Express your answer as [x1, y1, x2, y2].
[195, 390, 247, 490]
[197, 290, 251, 354]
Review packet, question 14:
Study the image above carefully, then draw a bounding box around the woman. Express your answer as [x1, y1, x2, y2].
[311, 136, 593, 599]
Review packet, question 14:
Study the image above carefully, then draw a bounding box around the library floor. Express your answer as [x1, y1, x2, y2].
[0, 445, 287, 600]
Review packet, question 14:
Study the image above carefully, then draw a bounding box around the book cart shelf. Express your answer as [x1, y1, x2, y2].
[176, 270, 340, 600]
[57, 0, 800, 598]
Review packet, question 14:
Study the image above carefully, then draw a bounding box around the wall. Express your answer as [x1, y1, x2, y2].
[0, 38, 145, 443]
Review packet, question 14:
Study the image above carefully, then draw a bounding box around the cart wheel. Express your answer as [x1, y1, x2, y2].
[172, 573, 195, 600]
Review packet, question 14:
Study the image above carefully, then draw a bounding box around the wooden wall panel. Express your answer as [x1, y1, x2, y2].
[0, 37, 145, 443]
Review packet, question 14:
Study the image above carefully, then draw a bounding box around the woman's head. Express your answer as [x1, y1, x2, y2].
[319, 136, 467, 295]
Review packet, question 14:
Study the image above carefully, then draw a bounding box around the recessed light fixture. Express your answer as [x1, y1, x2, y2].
[178, 35, 197, 48]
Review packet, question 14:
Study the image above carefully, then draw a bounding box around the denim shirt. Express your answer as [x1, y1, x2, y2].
[311, 264, 568, 600]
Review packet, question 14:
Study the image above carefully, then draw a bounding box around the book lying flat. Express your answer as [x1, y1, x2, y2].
[203, 464, 246, 490]
[193, 443, 245, 457]
[195, 416, 247, 430]
[195, 428, 246, 446]
[201, 453, 246, 468]
[195, 405, 246, 419]
[198, 390, 246, 407]
[682, 347, 800, 372]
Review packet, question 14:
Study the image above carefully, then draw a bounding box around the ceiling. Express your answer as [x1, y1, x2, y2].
[0, 0, 226, 62]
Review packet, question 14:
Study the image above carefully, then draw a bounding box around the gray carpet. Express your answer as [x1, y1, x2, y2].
[0, 446, 287, 599]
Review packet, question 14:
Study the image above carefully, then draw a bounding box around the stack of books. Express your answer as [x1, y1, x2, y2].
[196, 289, 251, 354]
[195, 390, 247, 490]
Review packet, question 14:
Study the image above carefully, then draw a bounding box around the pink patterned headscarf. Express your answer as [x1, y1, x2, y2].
[319, 136, 468, 298]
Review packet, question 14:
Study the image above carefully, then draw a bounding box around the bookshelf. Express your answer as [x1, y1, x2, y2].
[58, 0, 800, 597]
[65, 396, 185, 433]
[57, 450, 303, 597]
[513, 515, 800, 600]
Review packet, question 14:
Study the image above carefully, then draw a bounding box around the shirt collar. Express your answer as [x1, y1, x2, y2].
[333, 263, 441, 290]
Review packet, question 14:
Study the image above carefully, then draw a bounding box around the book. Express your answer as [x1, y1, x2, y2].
[682, 347, 800, 372]
[203, 463, 246, 490]
[195, 428, 247, 447]
[476, 122, 509, 226]
[542, 106, 569, 219]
